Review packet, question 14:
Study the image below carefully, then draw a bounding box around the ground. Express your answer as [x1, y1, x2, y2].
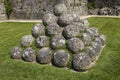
[0, 17, 120, 80]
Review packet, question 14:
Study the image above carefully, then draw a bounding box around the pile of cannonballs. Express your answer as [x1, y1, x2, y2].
[11, 4, 106, 71]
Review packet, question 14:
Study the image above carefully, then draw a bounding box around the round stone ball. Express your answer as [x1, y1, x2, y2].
[54, 4, 67, 16]
[36, 47, 52, 64]
[21, 35, 35, 47]
[92, 42, 102, 56]
[72, 22, 86, 32]
[53, 50, 70, 67]
[57, 13, 76, 27]
[86, 47, 97, 62]
[87, 27, 99, 39]
[11, 46, 22, 59]
[67, 38, 85, 54]
[63, 25, 80, 39]
[82, 33, 92, 45]
[22, 47, 35, 62]
[50, 35, 66, 49]
[72, 53, 91, 71]
[46, 23, 61, 36]
[36, 36, 49, 48]
[32, 24, 45, 38]
[95, 35, 106, 46]
[81, 19, 90, 28]
[42, 13, 57, 26]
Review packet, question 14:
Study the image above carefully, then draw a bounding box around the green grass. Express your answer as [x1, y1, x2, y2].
[0, 17, 120, 80]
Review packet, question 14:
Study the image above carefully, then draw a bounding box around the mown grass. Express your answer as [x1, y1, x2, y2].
[0, 17, 120, 80]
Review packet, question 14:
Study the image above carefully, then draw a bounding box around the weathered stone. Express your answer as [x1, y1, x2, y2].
[11, 46, 22, 59]
[22, 47, 35, 62]
[63, 25, 80, 39]
[54, 4, 67, 16]
[82, 33, 92, 45]
[0, 1, 7, 20]
[21, 35, 35, 47]
[57, 13, 76, 27]
[95, 35, 106, 46]
[82, 19, 90, 28]
[42, 13, 57, 26]
[86, 47, 97, 62]
[72, 22, 86, 32]
[67, 38, 84, 54]
[36, 36, 49, 48]
[92, 42, 102, 55]
[36, 47, 52, 64]
[53, 50, 70, 67]
[87, 27, 99, 39]
[32, 24, 45, 38]
[50, 35, 65, 49]
[46, 23, 61, 36]
[99, 35, 106, 45]
[72, 53, 91, 71]
[9, 0, 88, 19]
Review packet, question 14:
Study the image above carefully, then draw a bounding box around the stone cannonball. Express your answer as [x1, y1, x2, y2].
[57, 13, 76, 27]
[32, 24, 45, 38]
[36, 36, 49, 48]
[50, 35, 66, 49]
[21, 35, 35, 47]
[86, 47, 97, 62]
[46, 23, 61, 36]
[72, 53, 91, 71]
[67, 38, 84, 54]
[53, 50, 70, 67]
[92, 42, 102, 56]
[54, 4, 67, 16]
[22, 47, 35, 62]
[95, 35, 106, 46]
[63, 25, 80, 39]
[42, 13, 57, 26]
[87, 27, 99, 39]
[11, 46, 22, 59]
[82, 33, 92, 45]
[36, 47, 52, 64]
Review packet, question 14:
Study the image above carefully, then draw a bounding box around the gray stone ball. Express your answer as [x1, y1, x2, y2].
[46, 23, 61, 36]
[57, 13, 76, 27]
[86, 47, 97, 62]
[36, 47, 52, 64]
[87, 27, 99, 39]
[95, 35, 106, 46]
[50, 35, 66, 49]
[22, 47, 35, 62]
[32, 24, 45, 38]
[21, 35, 35, 47]
[72, 53, 91, 71]
[81, 19, 90, 28]
[72, 22, 86, 32]
[82, 33, 92, 45]
[67, 38, 84, 54]
[36, 36, 49, 48]
[53, 50, 70, 67]
[54, 4, 67, 16]
[63, 25, 80, 39]
[11, 46, 22, 59]
[92, 42, 102, 56]
[42, 13, 57, 26]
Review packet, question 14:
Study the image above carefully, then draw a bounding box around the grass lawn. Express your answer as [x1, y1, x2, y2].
[0, 17, 120, 80]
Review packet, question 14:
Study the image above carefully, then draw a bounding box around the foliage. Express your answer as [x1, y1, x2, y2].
[0, 17, 120, 80]
[4, 0, 13, 19]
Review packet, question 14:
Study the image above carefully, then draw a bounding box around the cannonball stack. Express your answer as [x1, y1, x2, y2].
[11, 4, 106, 72]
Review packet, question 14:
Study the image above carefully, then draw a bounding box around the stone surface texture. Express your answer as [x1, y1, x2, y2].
[37, 47, 52, 64]
[11, 3, 106, 72]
